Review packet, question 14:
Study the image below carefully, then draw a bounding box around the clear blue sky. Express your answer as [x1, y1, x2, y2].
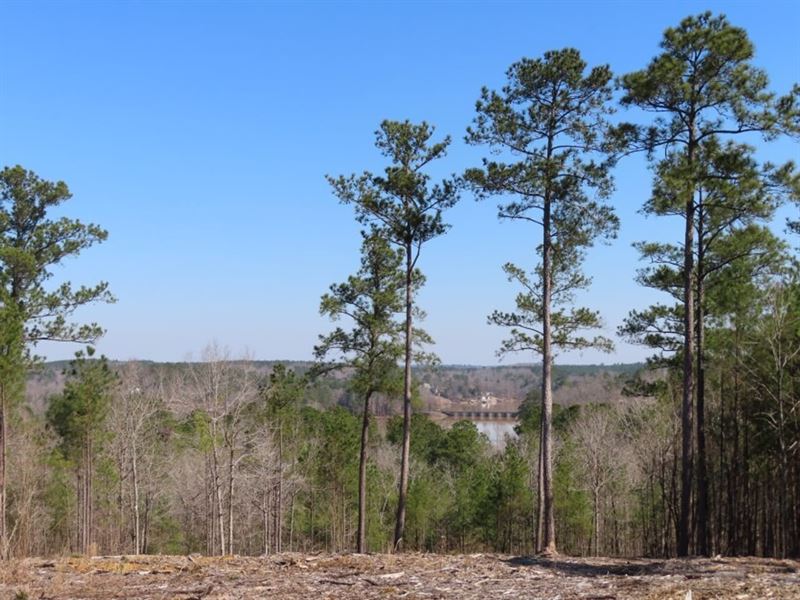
[1, 1, 798, 365]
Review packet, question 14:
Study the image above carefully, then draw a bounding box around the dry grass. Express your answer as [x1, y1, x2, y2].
[1, 552, 798, 599]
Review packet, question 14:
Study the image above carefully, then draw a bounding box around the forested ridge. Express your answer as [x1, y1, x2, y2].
[1, 10, 798, 563]
[23, 360, 640, 413]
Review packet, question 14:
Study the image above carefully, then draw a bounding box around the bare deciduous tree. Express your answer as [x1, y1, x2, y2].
[171, 345, 257, 556]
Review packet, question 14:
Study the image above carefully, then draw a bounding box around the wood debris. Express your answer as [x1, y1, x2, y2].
[0, 553, 797, 599]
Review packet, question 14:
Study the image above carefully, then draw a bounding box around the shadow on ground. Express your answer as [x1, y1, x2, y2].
[502, 555, 667, 577]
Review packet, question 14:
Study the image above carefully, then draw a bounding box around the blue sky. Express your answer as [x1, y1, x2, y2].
[1, 0, 798, 365]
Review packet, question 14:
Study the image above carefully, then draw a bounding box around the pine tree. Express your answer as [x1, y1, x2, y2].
[315, 231, 405, 552]
[327, 120, 459, 549]
[466, 48, 620, 555]
[0, 299, 23, 559]
[620, 12, 798, 555]
[0, 165, 113, 556]
[46, 348, 117, 554]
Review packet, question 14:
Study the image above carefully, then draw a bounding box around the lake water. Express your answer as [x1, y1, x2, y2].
[474, 421, 517, 450]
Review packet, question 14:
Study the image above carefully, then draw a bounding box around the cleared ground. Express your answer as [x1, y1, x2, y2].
[1, 552, 798, 599]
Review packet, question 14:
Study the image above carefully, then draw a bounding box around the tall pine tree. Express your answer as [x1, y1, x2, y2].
[327, 121, 459, 549]
[620, 12, 799, 556]
[466, 48, 620, 555]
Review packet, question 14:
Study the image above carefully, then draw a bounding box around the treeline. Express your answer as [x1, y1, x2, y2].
[5, 324, 796, 558]
[1, 11, 799, 559]
[0, 352, 715, 557]
[24, 361, 636, 412]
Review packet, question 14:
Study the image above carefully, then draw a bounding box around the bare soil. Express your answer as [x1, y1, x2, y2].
[1, 552, 798, 599]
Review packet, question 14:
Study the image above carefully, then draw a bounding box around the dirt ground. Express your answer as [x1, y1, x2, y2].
[1, 552, 798, 599]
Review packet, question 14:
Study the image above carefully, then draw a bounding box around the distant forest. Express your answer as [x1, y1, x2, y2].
[24, 361, 643, 415]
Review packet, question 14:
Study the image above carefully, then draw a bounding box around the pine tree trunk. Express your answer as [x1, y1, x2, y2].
[731, 337, 741, 553]
[394, 240, 413, 551]
[540, 132, 557, 556]
[75, 470, 82, 553]
[775, 347, 789, 557]
[0, 390, 6, 560]
[696, 194, 709, 556]
[277, 424, 283, 553]
[357, 391, 373, 553]
[718, 370, 725, 554]
[678, 124, 696, 558]
[745, 414, 755, 555]
[88, 435, 93, 554]
[83, 440, 87, 554]
[536, 423, 544, 552]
